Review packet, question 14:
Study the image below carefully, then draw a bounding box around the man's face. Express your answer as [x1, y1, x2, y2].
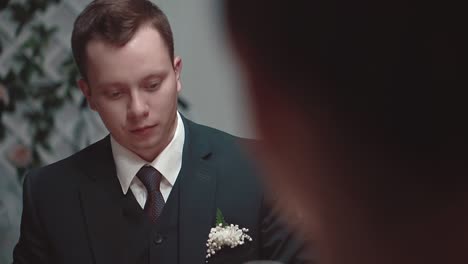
[78, 25, 182, 161]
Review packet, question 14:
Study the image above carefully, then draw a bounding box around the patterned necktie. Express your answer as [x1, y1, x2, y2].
[136, 165, 165, 224]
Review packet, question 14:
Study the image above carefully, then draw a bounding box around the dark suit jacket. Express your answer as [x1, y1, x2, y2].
[13, 117, 311, 264]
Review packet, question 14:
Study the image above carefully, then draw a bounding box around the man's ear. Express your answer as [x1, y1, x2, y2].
[173, 56, 183, 93]
[77, 78, 96, 110]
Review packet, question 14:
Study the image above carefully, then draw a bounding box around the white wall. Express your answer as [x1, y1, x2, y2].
[155, 0, 255, 138]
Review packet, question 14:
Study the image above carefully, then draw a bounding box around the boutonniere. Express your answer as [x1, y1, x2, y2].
[205, 209, 252, 262]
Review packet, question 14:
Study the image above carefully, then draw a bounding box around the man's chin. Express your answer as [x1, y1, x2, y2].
[131, 138, 160, 150]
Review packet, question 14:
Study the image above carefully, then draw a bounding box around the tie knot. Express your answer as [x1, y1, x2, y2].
[136, 165, 162, 192]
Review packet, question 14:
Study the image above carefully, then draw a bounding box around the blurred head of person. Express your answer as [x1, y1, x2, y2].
[225, 1, 467, 263]
[72, 0, 182, 162]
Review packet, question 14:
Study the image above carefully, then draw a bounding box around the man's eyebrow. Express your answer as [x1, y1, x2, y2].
[95, 81, 126, 89]
[138, 73, 165, 87]
[141, 73, 164, 82]
[93, 72, 166, 89]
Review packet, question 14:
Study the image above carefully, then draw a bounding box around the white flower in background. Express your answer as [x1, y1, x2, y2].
[7, 144, 32, 168]
[205, 209, 252, 262]
[0, 83, 9, 106]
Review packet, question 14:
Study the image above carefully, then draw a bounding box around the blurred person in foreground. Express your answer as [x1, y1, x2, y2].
[225, 1, 467, 264]
[12, 0, 312, 263]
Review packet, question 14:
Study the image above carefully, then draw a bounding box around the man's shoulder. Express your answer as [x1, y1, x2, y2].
[185, 117, 257, 150]
[186, 118, 260, 178]
[26, 136, 109, 186]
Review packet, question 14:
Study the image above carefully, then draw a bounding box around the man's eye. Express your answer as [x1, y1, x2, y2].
[148, 83, 160, 90]
[108, 91, 122, 99]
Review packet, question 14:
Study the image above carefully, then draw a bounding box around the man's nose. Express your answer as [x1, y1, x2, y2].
[127, 92, 149, 120]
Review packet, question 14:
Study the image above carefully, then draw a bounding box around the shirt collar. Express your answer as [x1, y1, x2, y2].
[111, 112, 185, 194]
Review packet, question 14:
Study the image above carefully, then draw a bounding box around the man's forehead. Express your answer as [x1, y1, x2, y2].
[84, 25, 168, 56]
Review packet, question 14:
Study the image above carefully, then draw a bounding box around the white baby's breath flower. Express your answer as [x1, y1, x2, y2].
[205, 223, 252, 263]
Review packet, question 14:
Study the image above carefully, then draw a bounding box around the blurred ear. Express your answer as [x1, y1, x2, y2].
[77, 79, 96, 110]
[173, 56, 183, 93]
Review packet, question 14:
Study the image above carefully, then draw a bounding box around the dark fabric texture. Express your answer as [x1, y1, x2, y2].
[12, 116, 314, 264]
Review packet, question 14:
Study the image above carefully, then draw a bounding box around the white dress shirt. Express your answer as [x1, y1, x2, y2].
[111, 112, 185, 209]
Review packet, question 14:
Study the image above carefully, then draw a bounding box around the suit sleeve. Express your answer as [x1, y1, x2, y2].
[12, 173, 51, 264]
[258, 196, 315, 263]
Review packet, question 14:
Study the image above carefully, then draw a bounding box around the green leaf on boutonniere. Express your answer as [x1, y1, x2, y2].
[216, 208, 227, 227]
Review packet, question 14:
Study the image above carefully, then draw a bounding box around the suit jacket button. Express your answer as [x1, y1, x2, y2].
[154, 234, 164, 245]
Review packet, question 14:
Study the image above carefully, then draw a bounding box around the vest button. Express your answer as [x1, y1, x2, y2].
[154, 233, 164, 245]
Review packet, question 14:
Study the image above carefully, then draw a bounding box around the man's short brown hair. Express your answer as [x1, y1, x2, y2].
[71, 0, 174, 80]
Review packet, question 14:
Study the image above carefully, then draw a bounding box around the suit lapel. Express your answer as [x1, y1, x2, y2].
[179, 117, 217, 264]
[78, 118, 220, 264]
[78, 136, 149, 264]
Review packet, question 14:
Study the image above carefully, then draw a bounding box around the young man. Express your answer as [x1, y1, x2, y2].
[225, 1, 467, 264]
[12, 0, 311, 263]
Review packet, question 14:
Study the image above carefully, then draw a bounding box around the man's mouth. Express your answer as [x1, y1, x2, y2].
[130, 124, 157, 135]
